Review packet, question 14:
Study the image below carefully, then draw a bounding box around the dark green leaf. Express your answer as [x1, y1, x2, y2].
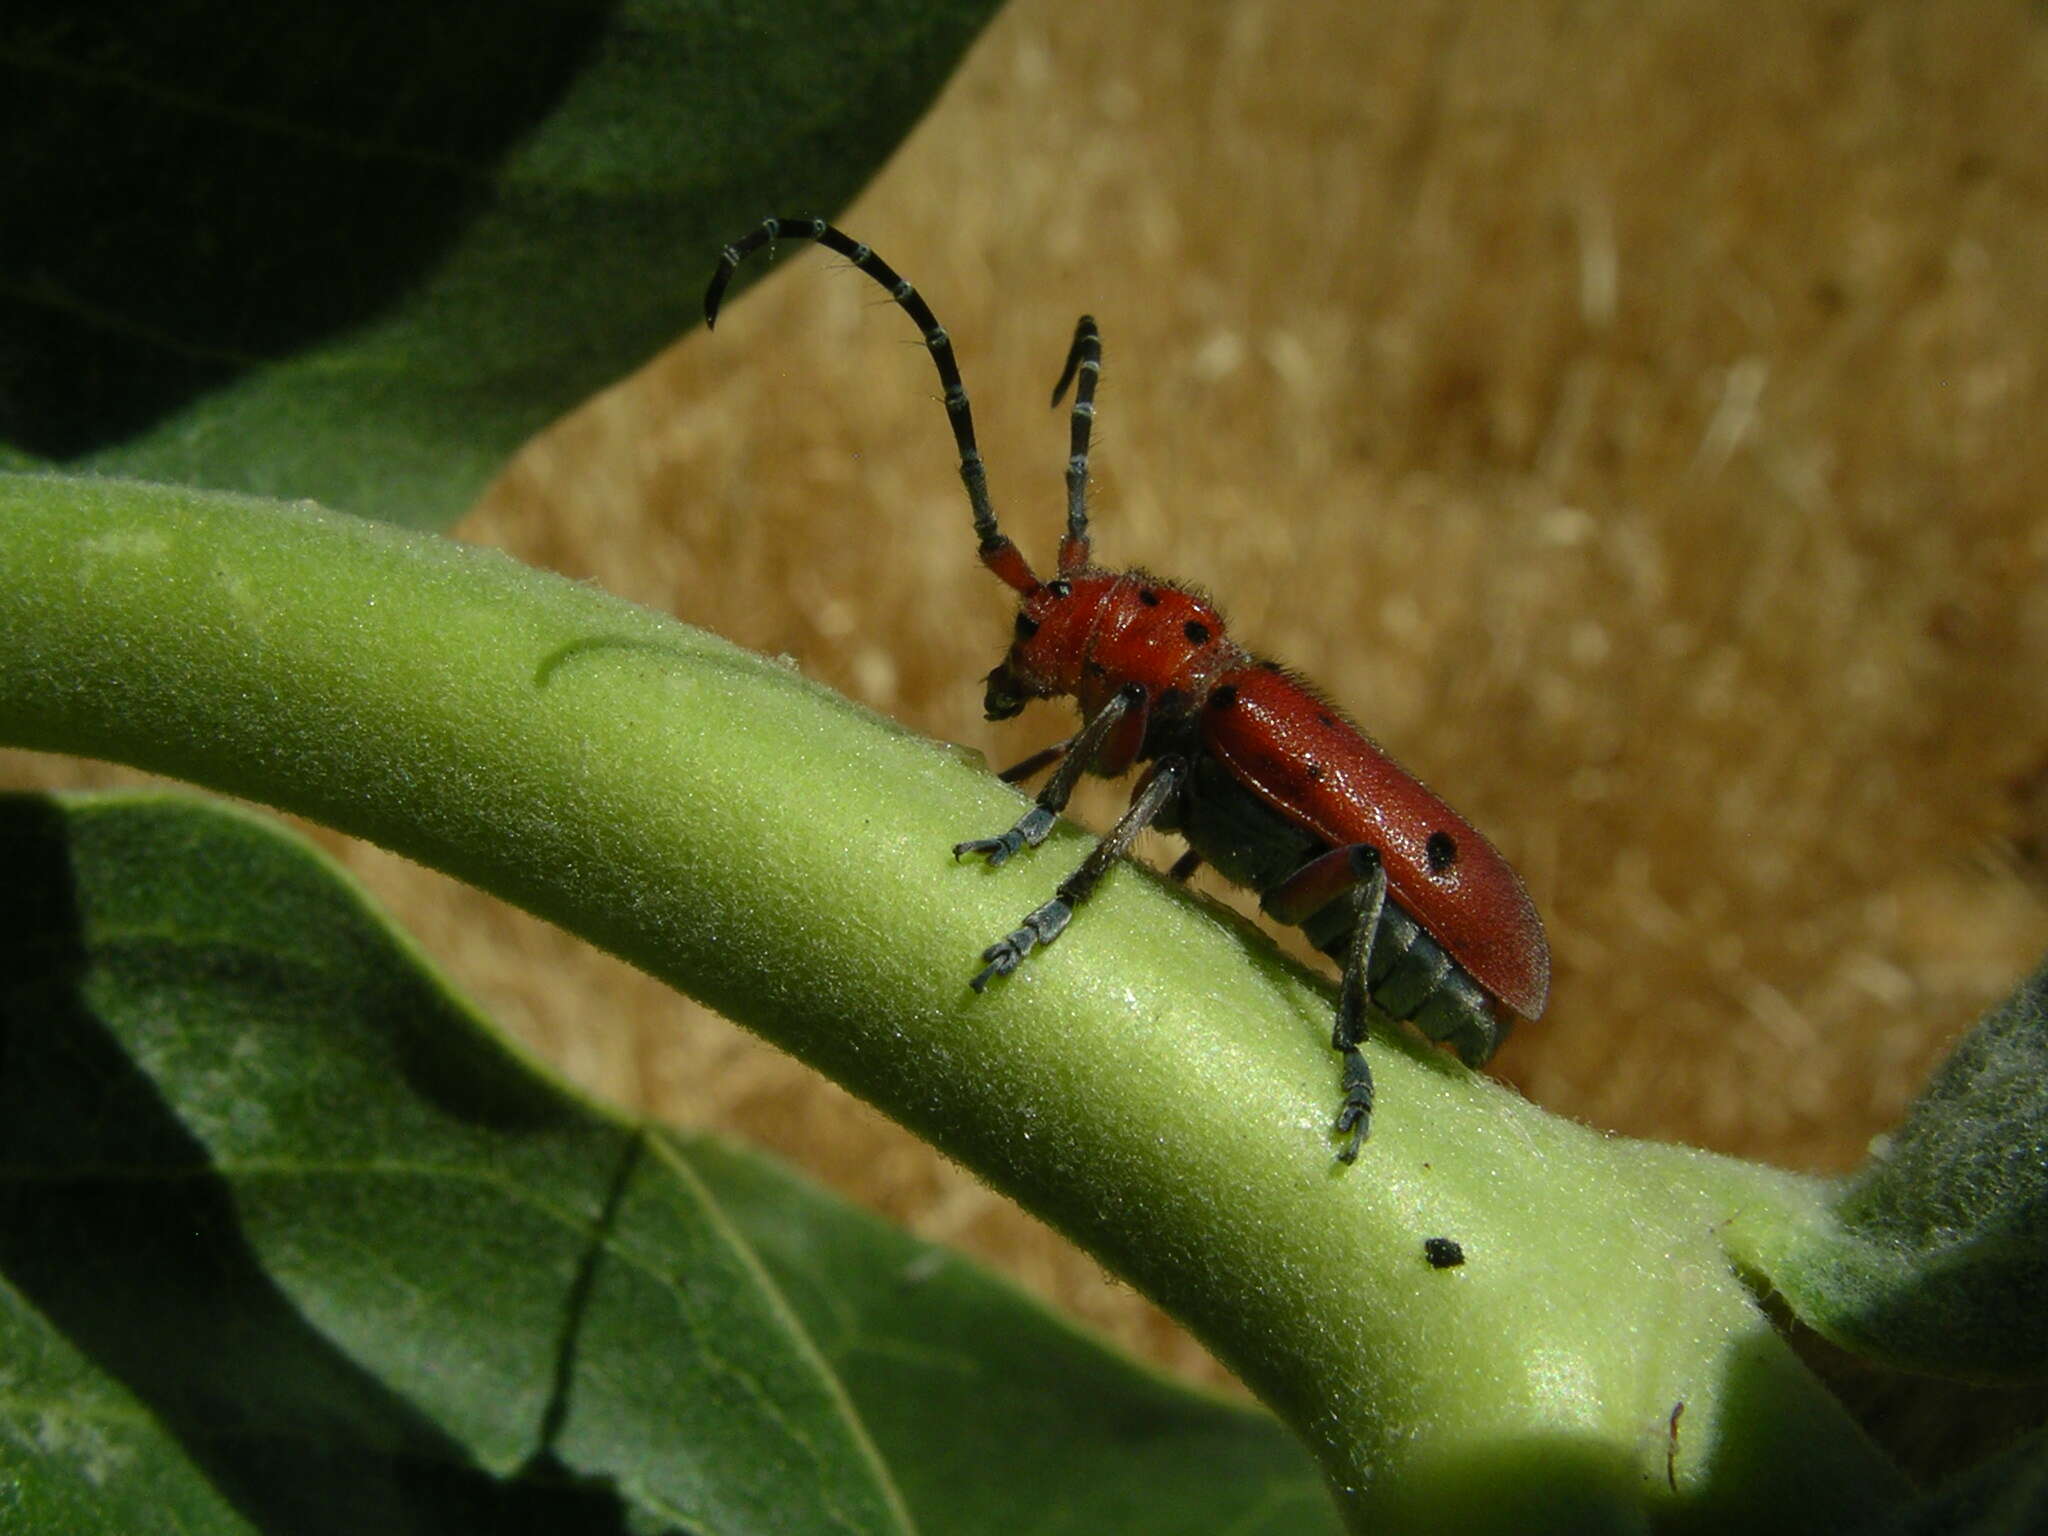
[0, 790, 1337, 1534]
[1, 0, 1000, 526]
[675, 1133, 1344, 1536]
[1772, 956, 2048, 1381]
[1864, 1423, 2048, 1536]
[0, 1275, 259, 1534]
[0, 790, 912, 1533]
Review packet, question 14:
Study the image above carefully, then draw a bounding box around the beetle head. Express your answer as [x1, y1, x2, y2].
[980, 573, 1116, 720]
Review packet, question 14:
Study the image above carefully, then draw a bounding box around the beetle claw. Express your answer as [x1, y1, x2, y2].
[1333, 1108, 1369, 1164]
[954, 807, 1057, 869]
[970, 933, 1029, 990]
[1333, 1048, 1374, 1164]
[954, 832, 1021, 866]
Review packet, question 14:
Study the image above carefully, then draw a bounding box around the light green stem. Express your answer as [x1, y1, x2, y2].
[0, 474, 1905, 1531]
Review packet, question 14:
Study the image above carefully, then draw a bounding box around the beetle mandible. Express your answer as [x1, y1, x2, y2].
[705, 217, 1549, 1162]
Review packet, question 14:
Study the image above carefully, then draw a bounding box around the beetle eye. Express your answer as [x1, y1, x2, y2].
[1047, 579, 1072, 599]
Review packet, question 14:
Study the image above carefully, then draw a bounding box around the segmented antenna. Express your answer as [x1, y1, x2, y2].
[1049, 315, 1101, 574]
[705, 217, 1040, 594]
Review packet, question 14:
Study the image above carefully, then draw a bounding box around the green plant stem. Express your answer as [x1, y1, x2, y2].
[0, 475, 1906, 1532]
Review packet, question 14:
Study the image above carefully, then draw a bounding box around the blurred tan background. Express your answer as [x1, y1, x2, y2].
[15, 0, 2048, 1390]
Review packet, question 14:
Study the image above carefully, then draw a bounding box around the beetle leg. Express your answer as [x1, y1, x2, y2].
[970, 756, 1187, 991]
[954, 685, 1141, 866]
[996, 736, 1073, 785]
[1330, 846, 1389, 1163]
[1266, 844, 1388, 1162]
[1261, 842, 1374, 926]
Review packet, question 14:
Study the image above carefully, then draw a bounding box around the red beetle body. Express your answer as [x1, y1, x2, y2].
[707, 218, 1549, 1160]
[988, 565, 1547, 1073]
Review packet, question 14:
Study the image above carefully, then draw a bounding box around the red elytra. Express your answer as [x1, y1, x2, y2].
[706, 217, 1549, 1161]
[1197, 662, 1549, 1021]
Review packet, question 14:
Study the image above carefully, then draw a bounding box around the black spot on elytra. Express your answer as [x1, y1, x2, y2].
[1209, 685, 1238, 709]
[1306, 762, 1326, 782]
[1184, 620, 1211, 645]
[1316, 712, 1335, 727]
[1139, 588, 1161, 606]
[1426, 831, 1458, 873]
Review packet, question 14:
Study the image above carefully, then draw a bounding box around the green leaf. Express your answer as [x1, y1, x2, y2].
[1765, 956, 2048, 1381]
[0, 789, 1338, 1533]
[674, 1133, 1343, 1535]
[0, 1275, 259, 1535]
[1867, 1424, 2048, 1536]
[0, 790, 913, 1533]
[1, 0, 1000, 526]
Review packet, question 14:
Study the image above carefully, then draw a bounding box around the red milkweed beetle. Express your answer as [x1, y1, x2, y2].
[705, 217, 1550, 1162]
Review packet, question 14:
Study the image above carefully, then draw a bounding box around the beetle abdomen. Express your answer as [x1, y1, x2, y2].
[1298, 894, 1504, 1069]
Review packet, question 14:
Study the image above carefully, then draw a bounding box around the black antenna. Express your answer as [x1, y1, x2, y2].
[1049, 315, 1101, 572]
[705, 217, 1033, 588]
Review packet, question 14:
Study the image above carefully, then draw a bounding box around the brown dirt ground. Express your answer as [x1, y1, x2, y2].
[15, 0, 2048, 1394]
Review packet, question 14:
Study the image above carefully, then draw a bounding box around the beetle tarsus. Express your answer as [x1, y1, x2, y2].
[1333, 1046, 1375, 1163]
[954, 806, 1057, 867]
[970, 899, 1073, 990]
